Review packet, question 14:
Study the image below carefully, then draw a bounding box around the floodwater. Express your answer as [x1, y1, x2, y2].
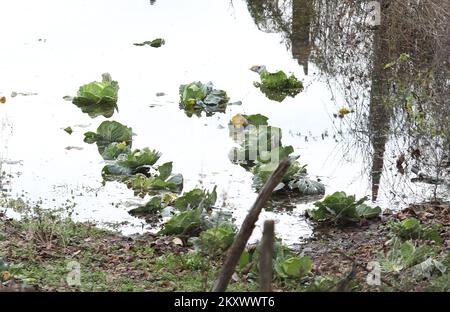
[0, 0, 448, 245]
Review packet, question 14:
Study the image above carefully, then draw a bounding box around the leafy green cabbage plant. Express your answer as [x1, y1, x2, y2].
[84, 120, 132, 154]
[306, 191, 381, 225]
[179, 81, 229, 116]
[239, 238, 314, 280]
[71, 73, 119, 118]
[158, 186, 219, 236]
[387, 218, 442, 243]
[229, 113, 325, 196]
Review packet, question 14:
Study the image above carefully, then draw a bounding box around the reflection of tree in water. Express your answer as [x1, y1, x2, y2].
[246, 0, 450, 203]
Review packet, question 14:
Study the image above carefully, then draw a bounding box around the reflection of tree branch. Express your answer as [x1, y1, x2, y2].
[246, 0, 450, 203]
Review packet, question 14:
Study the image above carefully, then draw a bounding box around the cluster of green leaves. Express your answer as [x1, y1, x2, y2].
[306, 192, 381, 225]
[427, 272, 450, 291]
[197, 223, 236, 255]
[251, 147, 324, 195]
[84, 121, 183, 195]
[239, 238, 313, 280]
[254, 69, 304, 102]
[229, 113, 324, 196]
[133, 38, 165, 48]
[379, 238, 447, 280]
[102, 148, 162, 176]
[159, 187, 234, 240]
[387, 218, 442, 243]
[70, 73, 119, 118]
[229, 113, 281, 169]
[128, 196, 166, 217]
[158, 186, 218, 236]
[179, 81, 229, 117]
[151, 186, 238, 255]
[173, 187, 218, 212]
[126, 165, 184, 195]
[84, 121, 133, 154]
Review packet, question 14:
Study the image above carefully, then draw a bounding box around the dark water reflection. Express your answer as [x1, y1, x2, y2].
[247, 0, 450, 203]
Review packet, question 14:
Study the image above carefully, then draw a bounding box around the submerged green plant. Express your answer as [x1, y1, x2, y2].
[83, 120, 184, 197]
[154, 186, 238, 247]
[101, 142, 131, 160]
[70, 73, 119, 118]
[64, 127, 73, 135]
[158, 209, 203, 236]
[84, 120, 133, 154]
[127, 171, 184, 195]
[179, 81, 229, 116]
[306, 191, 381, 224]
[174, 186, 217, 212]
[252, 66, 304, 102]
[102, 148, 162, 177]
[229, 113, 324, 196]
[128, 196, 164, 216]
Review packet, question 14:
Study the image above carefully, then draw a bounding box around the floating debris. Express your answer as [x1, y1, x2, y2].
[133, 38, 165, 48]
[65, 146, 83, 151]
[11, 91, 38, 97]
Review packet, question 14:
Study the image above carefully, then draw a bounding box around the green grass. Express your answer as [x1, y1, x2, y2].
[0, 209, 264, 291]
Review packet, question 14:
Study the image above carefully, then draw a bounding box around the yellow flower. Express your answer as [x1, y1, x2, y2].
[338, 107, 354, 117]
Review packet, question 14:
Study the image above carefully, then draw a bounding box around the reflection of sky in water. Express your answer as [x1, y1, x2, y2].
[0, 0, 444, 245]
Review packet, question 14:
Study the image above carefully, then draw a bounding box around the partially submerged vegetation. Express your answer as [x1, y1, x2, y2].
[306, 192, 381, 225]
[251, 65, 304, 102]
[178, 81, 231, 117]
[66, 73, 119, 118]
[84, 120, 133, 154]
[83, 120, 184, 196]
[229, 113, 325, 197]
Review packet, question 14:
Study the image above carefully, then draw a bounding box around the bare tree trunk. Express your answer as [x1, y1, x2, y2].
[212, 158, 291, 292]
[259, 220, 275, 292]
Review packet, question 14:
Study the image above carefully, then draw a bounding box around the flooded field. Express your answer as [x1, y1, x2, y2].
[1, 0, 448, 246]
